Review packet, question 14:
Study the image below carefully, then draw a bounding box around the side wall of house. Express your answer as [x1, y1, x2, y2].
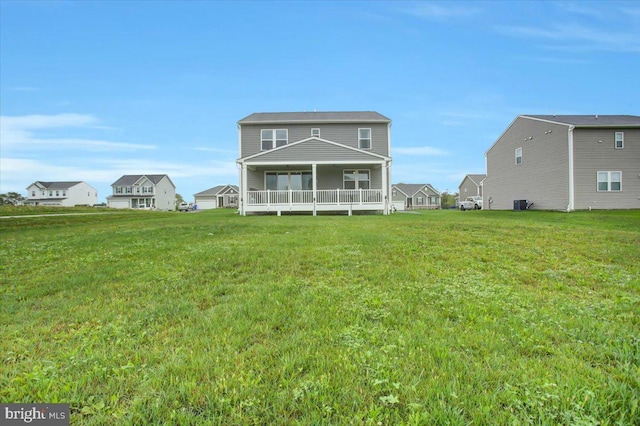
[155, 178, 176, 211]
[573, 128, 640, 209]
[459, 177, 480, 198]
[240, 122, 390, 158]
[67, 182, 98, 206]
[484, 118, 570, 210]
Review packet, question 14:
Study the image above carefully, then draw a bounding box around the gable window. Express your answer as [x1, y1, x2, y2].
[343, 170, 370, 189]
[515, 147, 523, 165]
[597, 171, 621, 192]
[311, 128, 320, 137]
[261, 129, 288, 150]
[615, 132, 624, 149]
[358, 128, 371, 149]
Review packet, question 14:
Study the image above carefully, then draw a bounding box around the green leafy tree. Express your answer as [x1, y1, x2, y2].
[1, 192, 25, 205]
[440, 192, 458, 209]
[175, 193, 185, 207]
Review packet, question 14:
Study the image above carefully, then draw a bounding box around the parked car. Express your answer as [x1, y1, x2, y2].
[178, 202, 191, 212]
[460, 196, 483, 211]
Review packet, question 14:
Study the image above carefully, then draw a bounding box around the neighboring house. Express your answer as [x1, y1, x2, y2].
[458, 174, 486, 200]
[392, 183, 441, 211]
[107, 174, 176, 210]
[24, 181, 98, 206]
[484, 115, 640, 210]
[236, 111, 393, 215]
[194, 185, 239, 210]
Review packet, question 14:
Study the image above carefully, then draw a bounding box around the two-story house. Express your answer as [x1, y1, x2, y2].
[106, 174, 176, 210]
[484, 115, 640, 210]
[24, 181, 98, 206]
[236, 112, 392, 215]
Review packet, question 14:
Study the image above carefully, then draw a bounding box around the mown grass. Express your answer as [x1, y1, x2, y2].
[1, 208, 638, 425]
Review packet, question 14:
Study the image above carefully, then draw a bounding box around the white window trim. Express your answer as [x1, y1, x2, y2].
[261, 129, 288, 151]
[615, 132, 624, 149]
[515, 147, 523, 165]
[358, 128, 372, 150]
[343, 169, 371, 190]
[311, 128, 320, 137]
[597, 171, 622, 192]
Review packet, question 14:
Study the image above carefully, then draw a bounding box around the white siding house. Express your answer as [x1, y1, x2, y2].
[25, 181, 98, 206]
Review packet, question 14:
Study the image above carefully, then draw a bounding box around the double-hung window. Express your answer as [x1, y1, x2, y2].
[343, 170, 370, 189]
[597, 171, 621, 192]
[261, 129, 288, 150]
[615, 132, 624, 149]
[515, 147, 523, 165]
[358, 128, 371, 149]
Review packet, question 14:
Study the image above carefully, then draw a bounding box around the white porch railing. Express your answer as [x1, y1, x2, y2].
[246, 189, 383, 206]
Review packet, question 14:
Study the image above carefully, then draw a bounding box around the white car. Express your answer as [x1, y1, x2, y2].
[460, 196, 483, 211]
[178, 202, 191, 212]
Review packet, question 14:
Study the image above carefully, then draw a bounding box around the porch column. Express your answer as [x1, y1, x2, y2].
[381, 161, 388, 215]
[240, 163, 247, 216]
[312, 163, 317, 216]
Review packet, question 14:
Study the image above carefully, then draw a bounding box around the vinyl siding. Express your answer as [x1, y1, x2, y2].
[155, 177, 176, 210]
[240, 123, 389, 158]
[459, 177, 482, 198]
[246, 138, 384, 163]
[573, 128, 640, 209]
[484, 117, 570, 210]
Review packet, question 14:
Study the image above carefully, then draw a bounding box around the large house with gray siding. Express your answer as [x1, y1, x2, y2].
[484, 115, 640, 211]
[194, 185, 238, 210]
[25, 181, 98, 206]
[107, 174, 176, 210]
[236, 112, 392, 215]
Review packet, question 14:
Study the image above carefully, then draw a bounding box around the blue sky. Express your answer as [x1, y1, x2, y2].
[1, 0, 639, 202]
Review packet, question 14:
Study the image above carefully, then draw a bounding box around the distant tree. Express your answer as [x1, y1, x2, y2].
[175, 193, 185, 205]
[1, 192, 25, 205]
[440, 192, 458, 209]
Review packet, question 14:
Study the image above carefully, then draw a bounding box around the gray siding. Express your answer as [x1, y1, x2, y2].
[240, 123, 389, 158]
[484, 117, 570, 210]
[573, 128, 640, 209]
[459, 177, 482, 198]
[246, 138, 383, 163]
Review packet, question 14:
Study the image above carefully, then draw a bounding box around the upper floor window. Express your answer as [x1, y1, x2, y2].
[597, 171, 621, 192]
[311, 128, 320, 137]
[615, 132, 624, 149]
[343, 169, 370, 189]
[142, 186, 153, 194]
[49, 191, 53, 196]
[515, 147, 523, 165]
[56, 191, 59, 196]
[358, 128, 371, 149]
[116, 187, 123, 194]
[62, 191, 66, 196]
[261, 129, 288, 150]
[125, 187, 132, 194]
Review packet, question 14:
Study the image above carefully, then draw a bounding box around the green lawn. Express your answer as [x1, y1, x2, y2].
[1, 208, 638, 425]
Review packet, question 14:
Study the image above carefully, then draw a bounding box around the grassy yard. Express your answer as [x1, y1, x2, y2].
[1, 208, 638, 425]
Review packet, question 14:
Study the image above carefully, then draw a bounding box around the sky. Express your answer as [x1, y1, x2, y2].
[1, 0, 639, 203]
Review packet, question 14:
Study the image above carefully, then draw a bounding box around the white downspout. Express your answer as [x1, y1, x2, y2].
[568, 126, 575, 212]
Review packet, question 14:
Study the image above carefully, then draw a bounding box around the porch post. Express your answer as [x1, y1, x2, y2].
[312, 163, 317, 216]
[241, 163, 248, 216]
[381, 160, 388, 215]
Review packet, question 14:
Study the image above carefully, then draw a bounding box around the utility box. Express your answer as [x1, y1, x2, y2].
[513, 200, 528, 211]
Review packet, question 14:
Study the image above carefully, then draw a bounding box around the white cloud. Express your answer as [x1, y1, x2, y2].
[495, 22, 640, 53]
[404, 3, 479, 20]
[0, 114, 157, 151]
[394, 146, 450, 156]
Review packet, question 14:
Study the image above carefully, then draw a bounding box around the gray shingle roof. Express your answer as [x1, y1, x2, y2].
[32, 181, 82, 189]
[111, 174, 169, 186]
[523, 115, 640, 127]
[393, 183, 438, 197]
[194, 185, 238, 196]
[238, 111, 391, 124]
[466, 174, 486, 185]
